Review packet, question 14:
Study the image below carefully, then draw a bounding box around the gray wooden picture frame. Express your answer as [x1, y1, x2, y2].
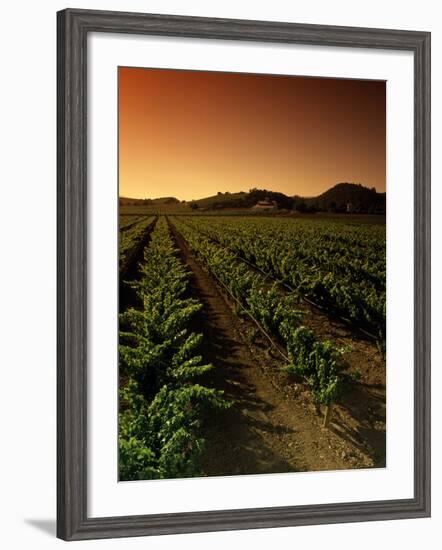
[57, 8, 431, 541]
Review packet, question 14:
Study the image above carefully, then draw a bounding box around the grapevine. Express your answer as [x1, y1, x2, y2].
[119, 217, 229, 480]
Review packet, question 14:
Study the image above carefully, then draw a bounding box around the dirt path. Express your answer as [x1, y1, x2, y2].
[168, 220, 373, 476]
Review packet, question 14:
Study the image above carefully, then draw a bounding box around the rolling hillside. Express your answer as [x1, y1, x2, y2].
[119, 196, 180, 206]
[302, 183, 386, 214]
[119, 183, 385, 214]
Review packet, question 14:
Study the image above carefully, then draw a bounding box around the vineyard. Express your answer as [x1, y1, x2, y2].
[119, 217, 229, 480]
[119, 215, 156, 277]
[119, 213, 386, 480]
[174, 216, 386, 340]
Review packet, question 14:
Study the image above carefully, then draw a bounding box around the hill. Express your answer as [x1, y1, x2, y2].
[119, 183, 385, 214]
[192, 184, 384, 213]
[193, 191, 248, 209]
[300, 183, 385, 214]
[192, 189, 294, 210]
[119, 196, 180, 206]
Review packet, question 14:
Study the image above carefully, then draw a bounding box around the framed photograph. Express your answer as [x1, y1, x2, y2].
[57, 8, 431, 541]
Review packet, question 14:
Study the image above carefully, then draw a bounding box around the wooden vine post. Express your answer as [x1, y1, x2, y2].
[323, 403, 334, 428]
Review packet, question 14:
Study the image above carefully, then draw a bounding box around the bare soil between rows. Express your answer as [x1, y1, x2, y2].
[168, 219, 386, 476]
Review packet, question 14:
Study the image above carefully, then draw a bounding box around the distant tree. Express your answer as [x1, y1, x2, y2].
[189, 202, 199, 210]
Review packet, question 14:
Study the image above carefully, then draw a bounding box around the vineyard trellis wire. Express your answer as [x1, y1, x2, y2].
[175, 215, 382, 342]
[170, 216, 353, 427]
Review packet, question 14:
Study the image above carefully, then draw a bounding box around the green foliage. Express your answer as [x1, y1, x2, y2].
[119, 217, 229, 481]
[175, 215, 386, 341]
[173, 217, 351, 406]
[119, 216, 156, 276]
[282, 330, 346, 405]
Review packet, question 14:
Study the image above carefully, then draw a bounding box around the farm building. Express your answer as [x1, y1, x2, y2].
[251, 199, 277, 211]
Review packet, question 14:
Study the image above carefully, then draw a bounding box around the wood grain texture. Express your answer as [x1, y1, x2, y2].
[56, 8, 431, 541]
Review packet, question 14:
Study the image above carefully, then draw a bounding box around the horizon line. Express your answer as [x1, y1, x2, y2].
[118, 182, 385, 202]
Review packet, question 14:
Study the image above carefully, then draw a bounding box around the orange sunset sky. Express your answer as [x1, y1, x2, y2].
[119, 67, 386, 201]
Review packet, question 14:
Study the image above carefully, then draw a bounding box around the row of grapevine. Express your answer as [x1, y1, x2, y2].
[175, 216, 386, 340]
[119, 214, 146, 230]
[119, 217, 229, 480]
[119, 215, 156, 277]
[171, 217, 350, 417]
